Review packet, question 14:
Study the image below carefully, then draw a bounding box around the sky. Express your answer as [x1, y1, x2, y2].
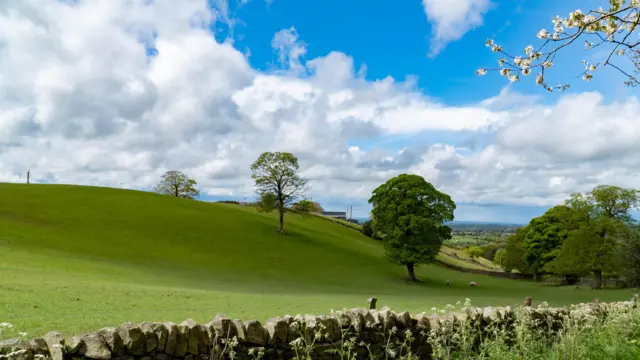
[0, 0, 639, 223]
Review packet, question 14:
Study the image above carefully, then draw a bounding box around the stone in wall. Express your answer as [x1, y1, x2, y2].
[4, 296, 639, 360]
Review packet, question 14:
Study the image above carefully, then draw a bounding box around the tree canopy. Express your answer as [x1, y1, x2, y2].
[154, 171, 199, 200]
[368, 174, 455, 281]
[502, 227, 532, 274]
[479, 1, 640, 90]
[290, 199, 320, 217]
[546, 185, 640, 288]
[250, 152, 308, 234]
[522, 205, 582, 278]
[465, 246, 484, 260]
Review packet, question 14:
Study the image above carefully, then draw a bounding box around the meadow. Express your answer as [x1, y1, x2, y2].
[0, 183, 634, 339]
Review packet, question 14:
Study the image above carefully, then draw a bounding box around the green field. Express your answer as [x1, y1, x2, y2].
[0, 183, 634, 339]
[438, 246, 503, 271]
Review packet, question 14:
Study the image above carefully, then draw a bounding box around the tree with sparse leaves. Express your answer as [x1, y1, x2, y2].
[479, 1, 640, 90]
[250, 152, 308, 234]
[369, 174, 456, 282]
[154, 171, 200, 200]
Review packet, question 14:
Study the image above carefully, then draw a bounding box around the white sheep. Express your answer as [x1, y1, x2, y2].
[469, 281, 477, 287]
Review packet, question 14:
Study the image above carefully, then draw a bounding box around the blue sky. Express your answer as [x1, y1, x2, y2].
[2, 0, 639, 224]
[196, 0, 639, 222]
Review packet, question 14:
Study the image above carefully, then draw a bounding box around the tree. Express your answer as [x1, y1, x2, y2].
[522, 205, 582, 279]
[545, 217, 625, 286]
[465, 246, 485, 260]
[361, 219, 382, 240]
[503, 226, 532, 274]
[479, 1, 640, 90]
[368, 174, 456, 282]
[154, 171, 199, 199]
[619, 224, 640, 287]
[547, 185, 640, 288]
[362, 219, 374, 238]
[250, 152, 308, 234]
[312, 202, 325, 213]
[291, 199, 319, 217]
[493, 248, 507, 269]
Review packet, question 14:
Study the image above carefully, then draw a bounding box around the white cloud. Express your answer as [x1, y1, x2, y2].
[1, 0, 639, 221]
[422, 0, 492, 55]
[271, 26, 307, 74]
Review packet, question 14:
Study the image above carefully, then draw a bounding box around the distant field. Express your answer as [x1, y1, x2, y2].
[438, 246, 503, 271]
[445, 235, 500, 247]
[0, 183, 633, 338]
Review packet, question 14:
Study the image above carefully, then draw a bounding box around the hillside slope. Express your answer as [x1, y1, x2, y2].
[0, 183, 633, 337]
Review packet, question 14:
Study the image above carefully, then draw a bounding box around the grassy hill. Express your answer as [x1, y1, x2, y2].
[0, 183, 634, 338]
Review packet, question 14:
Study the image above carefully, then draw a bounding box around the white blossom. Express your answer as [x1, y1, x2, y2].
[536, 73, 544, 85]
[522, 68, 531, 76]
[508, 74, 519, 82]
[542, 61, 553, 69]
[589, 64, 597, 71]
[513, 56, 522, 66]
[499, 68, 511, 76]
[616, 49, 625, 56]
[498, 58, 506, 66]
[536, 29, 551, 39]
[477, 67, 487, 76]
[524, 45, 534, 54]
[583, 73, 593, 81]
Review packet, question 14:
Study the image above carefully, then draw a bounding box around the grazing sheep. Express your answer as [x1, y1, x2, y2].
[446, 279, 451, 286]
[468, 281, 477, 287]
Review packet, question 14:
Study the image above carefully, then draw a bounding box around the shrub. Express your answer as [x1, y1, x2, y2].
[361, 219, 382, 240]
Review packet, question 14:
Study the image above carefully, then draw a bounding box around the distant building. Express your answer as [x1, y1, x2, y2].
[322, 211, 347, 220]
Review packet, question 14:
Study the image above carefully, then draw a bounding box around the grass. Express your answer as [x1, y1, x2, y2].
[0, 183, 635, 339]
[424, 299, 640, 360]
[438, 247, 503, 272]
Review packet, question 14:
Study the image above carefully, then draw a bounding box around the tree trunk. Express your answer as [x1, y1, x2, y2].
[278, 211, 284, 234]
[406, 263, 417, 282]
[594, 269, 603, 289]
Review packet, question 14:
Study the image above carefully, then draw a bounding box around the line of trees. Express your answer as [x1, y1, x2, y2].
[154, 152, 318, 235]
[154, 156, 640, 288]
[154, 157, 458, 282]
[496, 185, 640, 288]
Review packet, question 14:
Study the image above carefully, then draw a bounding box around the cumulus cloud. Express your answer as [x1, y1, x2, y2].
[0, 0, 639, 220]
[422, 0, 492, 55]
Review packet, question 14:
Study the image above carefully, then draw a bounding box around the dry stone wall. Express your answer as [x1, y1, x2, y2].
[1, 296, 638, 360]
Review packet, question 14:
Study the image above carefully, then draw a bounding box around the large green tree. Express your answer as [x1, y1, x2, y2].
[250, 152, 308, 234]
[503, 226, 532, 274]
[523, 205, 582, 279]
[619, 224, 640, 287]
[546, 185, 640, 288]
[368, 174, 456, 282]
[154, 171, 199, 200]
